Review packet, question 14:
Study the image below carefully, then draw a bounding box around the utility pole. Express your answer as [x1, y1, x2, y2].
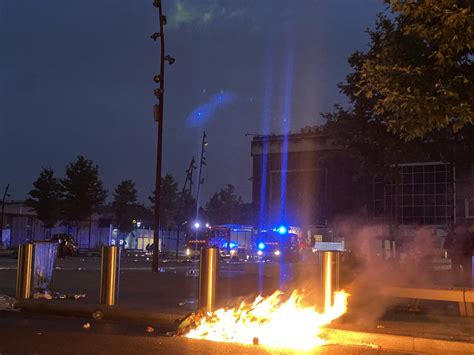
[0, 184, 10, 246]
[151, 0, 175, 272]
[195, 132, 208, 223]
[175, 157, 196, 258]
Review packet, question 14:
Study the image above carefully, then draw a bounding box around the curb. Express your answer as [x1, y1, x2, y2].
[323, 328, 474, 354]
[15, 300, 184, 331]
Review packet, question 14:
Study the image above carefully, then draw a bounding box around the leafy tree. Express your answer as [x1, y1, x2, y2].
[350, 1, 474, 140]
[112, 180, 137, 234]
[26, 169, 62, 236]
[149, 174, 179, 230]
[204, 184, 244, 224]
[61, 156, 107, 240]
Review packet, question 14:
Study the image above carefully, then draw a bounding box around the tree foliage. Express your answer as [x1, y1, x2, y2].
[61, 156, 107, 228]
[149, 174, 179, 230]
[205, 184, 244, 225]
[112, 179, 137, 233]
[26, 168, 62, 229]
[349, 1, 474, 140]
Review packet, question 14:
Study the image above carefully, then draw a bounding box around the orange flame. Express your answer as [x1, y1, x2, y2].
[185, 290, 350, 350]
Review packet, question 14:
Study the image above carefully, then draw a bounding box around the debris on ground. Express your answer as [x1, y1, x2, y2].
[0, 295, 17, 311]
[92, 311, 104, 320]
[146, 326, 155, 333]
[33, 290, 53, 300]
[83, 322, 91, 329]
[32, 289, 86, 301]
[176, 311, 206, 336]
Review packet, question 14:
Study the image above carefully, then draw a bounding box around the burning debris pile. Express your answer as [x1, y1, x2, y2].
[180, 289, 349, 351]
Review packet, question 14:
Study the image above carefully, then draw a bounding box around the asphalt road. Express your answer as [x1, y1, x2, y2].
[0, 311, 410, 355]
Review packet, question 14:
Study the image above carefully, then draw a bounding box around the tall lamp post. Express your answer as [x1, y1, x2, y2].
[151, 0, 175, 272]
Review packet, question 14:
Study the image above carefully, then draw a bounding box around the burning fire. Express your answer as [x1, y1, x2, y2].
[184, 289, 350, 350]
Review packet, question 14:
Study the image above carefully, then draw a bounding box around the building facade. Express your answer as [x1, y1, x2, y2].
[251, 128, 474, 231]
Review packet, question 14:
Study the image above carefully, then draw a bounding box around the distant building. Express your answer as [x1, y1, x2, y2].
[0, 201, 181, 253]
[1, 201, 112, 249]
[251, 127, 362, 227]
[251, 127, 474, 230]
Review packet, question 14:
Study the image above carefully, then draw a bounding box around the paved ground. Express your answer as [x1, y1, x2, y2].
[0, 311, 411, 354]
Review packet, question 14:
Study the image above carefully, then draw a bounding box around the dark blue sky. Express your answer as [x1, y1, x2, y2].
[0, 0, 385, 204]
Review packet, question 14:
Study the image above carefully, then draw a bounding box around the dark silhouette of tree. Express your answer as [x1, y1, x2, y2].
[26, 168, 62, 238]
[61, 156, 107, 243]
[346, 2, 474, 140]
[205, 184, 244, 225]
[112, 180, 137, 234]
[149, 174, 179, 230]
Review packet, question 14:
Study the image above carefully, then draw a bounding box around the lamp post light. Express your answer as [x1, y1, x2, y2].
[151, 0, 175, 272]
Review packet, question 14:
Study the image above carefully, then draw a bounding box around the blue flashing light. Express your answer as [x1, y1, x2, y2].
[229, 242, 237, 249]
[258, 242, 265, 250]
[277, 225, 287, 235]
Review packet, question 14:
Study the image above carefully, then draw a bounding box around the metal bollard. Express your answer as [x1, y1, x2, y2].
[99, 246, 120, 306]
[16, 243, 34, 300]
[198, 247, 218, 312]
[321, 251, 340, 313]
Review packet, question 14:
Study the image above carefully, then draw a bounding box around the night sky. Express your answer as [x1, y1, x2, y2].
[0, 0, 385, 204]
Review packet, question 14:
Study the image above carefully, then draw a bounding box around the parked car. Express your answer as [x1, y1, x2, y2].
[50, 234, 79, 257]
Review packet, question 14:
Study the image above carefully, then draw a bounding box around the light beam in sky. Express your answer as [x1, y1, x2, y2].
[186, 91, 237, 127]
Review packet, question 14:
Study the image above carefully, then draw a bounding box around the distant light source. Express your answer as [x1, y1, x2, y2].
[277, 225, 287, 235]
[229, 242, 237, 249]
[205, 223, 210, 228]
[274, 250, 281, 256]
[194, 222, 200, 229]
[136, 221, 142, 228]
[258, 242, 265, 250]
[153, 75, 161, 83]
[164, 55, 175, 64]
[257, 250, 263, 256]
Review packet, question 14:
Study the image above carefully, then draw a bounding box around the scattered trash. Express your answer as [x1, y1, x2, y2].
[146, 326, 155, 333]
[186, 269, 199, 277]
[32, 289, 86, 301]
[376, 324, 384, 329]
[83, 322, 91, 329]
[92, 311, 104, 320]
[253, 337, 259, 345]
[33, 290, 53, 300]
[0, 295, 17, 311]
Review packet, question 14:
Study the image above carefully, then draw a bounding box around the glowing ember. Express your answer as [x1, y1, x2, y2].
[184, 290, 350, 350]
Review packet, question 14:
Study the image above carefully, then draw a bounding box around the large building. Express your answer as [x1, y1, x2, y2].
[251, 127, 362, 227]
[251, 127, 474, 231]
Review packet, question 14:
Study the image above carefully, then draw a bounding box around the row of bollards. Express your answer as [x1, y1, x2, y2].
[16, 243, 339, 313]
[16, 244, 120, 306]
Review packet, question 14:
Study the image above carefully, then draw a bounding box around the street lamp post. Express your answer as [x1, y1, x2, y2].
[151, 0, 174, 272]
